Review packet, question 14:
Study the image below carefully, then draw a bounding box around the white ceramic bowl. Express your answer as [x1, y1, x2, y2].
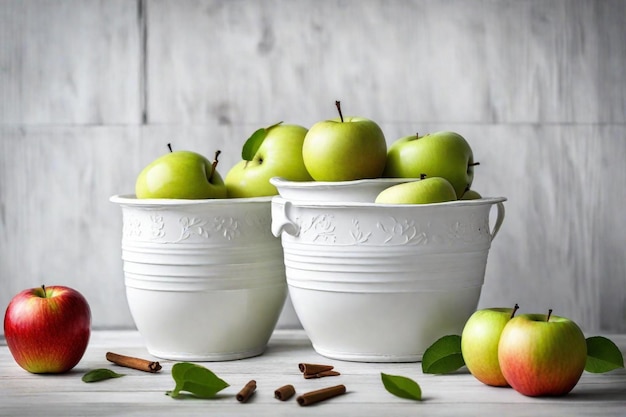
[110, 195, 287, 361]
[271, 196, 506, 362]
[269, 177, 420, 202]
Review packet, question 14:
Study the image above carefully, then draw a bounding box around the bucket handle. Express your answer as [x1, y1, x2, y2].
[271, 200, 300, 237]
[490, 201, 505, 241]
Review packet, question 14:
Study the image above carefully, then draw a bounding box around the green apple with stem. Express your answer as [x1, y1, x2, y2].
[135, 146, 227, 199]
[225, 123, 313, 198]
[302, 101, 387, 181]
[375, 175, 457, 204]
[383, 131, 478, 198]
[461, 304, 519, 387]
[498, 310, 587, 396]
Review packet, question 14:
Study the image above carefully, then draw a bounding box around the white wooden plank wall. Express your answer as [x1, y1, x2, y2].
[1, 0, 625, 334]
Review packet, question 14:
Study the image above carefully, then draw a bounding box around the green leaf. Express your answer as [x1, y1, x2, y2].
[421, 334, 465, 374]
[381, 373, 422, 401]
[166, 362, 229, 399]
[82, 368, 125, 383]
[241, 121, 282, 161]
[585, 336, 625, 373]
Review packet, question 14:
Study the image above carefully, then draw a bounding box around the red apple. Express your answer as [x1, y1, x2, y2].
[3, 285, 91, 373]
[498, 310, 587, 396]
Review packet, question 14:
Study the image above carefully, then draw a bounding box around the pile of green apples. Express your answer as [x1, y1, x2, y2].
[135, 101, 480, 202]
[461, 306, 588, 397]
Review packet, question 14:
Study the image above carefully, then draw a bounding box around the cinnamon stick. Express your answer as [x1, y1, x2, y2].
[236, 380, 257, 403]
[274, 384, 296, 401]
[298, 363, 334, 374]
[303, 370, 341, 379]
[297, 384, 346, 406]
[298, 363, 335, 375]
[105, 352, 161, 373]
[299, 362, 340, 379]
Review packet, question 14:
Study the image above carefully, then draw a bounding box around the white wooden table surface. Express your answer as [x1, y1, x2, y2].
[1, 330, 625, 416]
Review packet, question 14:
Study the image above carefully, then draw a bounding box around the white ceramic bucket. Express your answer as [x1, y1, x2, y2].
[271, 196, 506, 362]
[110, 195, 287, 361]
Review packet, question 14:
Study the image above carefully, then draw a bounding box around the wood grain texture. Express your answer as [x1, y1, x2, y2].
[0, 330, 625, 416]
[146, 0, 626, 125]
[0, 0, 141, 124]
[0, 125, 141, 328]
[1, 0, 625, 334]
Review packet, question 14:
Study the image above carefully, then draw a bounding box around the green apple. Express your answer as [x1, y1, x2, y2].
[302, 101, 387, 181]
[374, 176, 457, 204]
[460, 189, 482, 200]
[383, 131, 477, 198]
[135, 149, 227, 199]
[461, 305, 519, 387]
[225, 123, 313, 198]
[498, 311, 587, 396]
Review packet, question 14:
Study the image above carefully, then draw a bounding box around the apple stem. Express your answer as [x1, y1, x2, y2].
[546, 309, 553, 322]
[167, 143, 173, 153]
[335, 100, 344, 123]
[420, 173, 427, 180]
[469, 162, 480, 167]
[209, 150, 221, 182]
[41, 284, 47, 298]
[510, 303, 519, 319]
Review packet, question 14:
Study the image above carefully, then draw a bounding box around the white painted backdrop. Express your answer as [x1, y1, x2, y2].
[1, 0, 625, 335]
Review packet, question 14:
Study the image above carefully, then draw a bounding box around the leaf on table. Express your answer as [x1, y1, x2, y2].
[585, 336, 625, 373]
[241, 121, 283, 161]
[166, 362, 230, 399]
[82, 368, 125, 383]
[421, 334, 465, 374]
[381, 373, 422, 401]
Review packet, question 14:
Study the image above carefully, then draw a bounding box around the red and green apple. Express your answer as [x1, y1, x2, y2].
[498, 310, 587, 396]
[4, 285, 91, 374]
